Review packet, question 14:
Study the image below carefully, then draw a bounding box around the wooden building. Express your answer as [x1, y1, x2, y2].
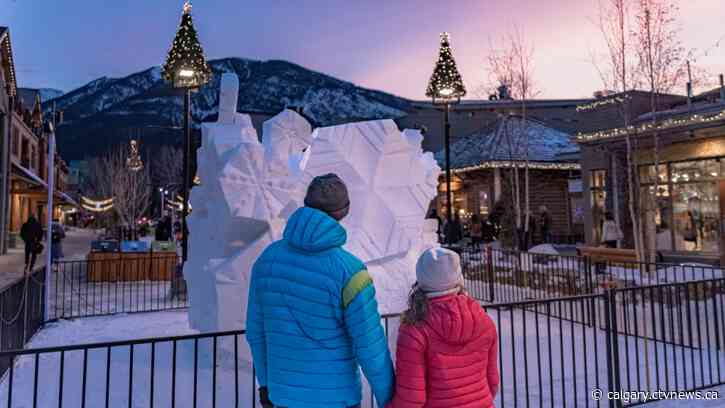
[433, 115, 582, 242]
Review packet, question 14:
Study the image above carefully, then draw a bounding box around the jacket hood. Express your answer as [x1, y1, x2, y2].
[283, 206, 347, 252]
[426, 294, 488, 345]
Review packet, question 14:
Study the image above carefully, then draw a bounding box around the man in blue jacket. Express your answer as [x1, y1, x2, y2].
[246, 173, 394, 408]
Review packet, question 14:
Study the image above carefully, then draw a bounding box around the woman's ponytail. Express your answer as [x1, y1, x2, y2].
[402, 284, 430, 325]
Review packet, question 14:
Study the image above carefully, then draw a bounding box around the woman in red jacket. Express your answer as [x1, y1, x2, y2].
[388, 247, 499, 408]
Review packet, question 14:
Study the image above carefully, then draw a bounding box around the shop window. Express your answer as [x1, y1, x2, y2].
[671, 183, 719, 253]
[671, 159, 720, 183]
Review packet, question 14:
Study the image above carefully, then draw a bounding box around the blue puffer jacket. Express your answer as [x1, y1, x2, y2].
[246, 207, 394, 408]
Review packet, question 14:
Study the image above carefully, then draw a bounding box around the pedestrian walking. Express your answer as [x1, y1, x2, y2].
[246, 173, 394, 408]
[387, 247, 499, 408]
[20, 215, 43, 273]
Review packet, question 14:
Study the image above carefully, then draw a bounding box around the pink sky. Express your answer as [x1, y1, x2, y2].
[2, 0, 724, 100]
[358, 0, 725, 99]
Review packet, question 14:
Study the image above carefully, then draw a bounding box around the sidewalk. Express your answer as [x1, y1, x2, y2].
[0, 228, 98, 291]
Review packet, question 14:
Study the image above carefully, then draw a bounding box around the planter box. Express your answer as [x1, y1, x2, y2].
[87, 252, 177, 282]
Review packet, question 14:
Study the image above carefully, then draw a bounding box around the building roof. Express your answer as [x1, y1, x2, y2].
[434, 116, 580, 172]
[0, 27, 16, 97]
[411, 98, 595, 110]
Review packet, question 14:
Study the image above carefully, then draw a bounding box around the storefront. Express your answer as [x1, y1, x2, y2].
[577, 99, 725, 263]
[434, 116, 582, 242]
[638, 158, 724, 254]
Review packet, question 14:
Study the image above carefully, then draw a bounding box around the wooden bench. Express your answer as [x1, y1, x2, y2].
[576, 246, 638, 264]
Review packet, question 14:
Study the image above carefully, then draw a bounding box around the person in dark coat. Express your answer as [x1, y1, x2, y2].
[20, 215, 43, 273]
[155, 216, 172, 241]
[444, 213, 464, 244]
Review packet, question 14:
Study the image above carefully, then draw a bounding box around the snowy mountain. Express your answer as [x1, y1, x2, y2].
[37, 88, 64, 103]
[45, 58, 412, 160]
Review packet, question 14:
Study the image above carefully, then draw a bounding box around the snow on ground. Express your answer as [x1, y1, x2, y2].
[2, 306, 724, 407]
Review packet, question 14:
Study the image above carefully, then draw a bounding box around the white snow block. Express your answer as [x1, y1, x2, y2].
[186, 106, 440, 332]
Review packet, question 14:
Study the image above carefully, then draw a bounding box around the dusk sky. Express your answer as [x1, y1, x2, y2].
[1, 0, 723, 100]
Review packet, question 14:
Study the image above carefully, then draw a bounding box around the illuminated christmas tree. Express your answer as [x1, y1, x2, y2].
[162, 1, 211, 88]
[426, 33, 466, 102]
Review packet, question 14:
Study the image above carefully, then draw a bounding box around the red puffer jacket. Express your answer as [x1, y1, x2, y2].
[387, 293, 499, 408]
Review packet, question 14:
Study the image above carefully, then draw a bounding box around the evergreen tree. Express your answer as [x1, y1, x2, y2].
[162, 1, 211, 88]
[426, 33, 467, 101]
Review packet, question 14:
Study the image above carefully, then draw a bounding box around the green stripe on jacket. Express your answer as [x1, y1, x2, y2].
[342, 269, 372, 308]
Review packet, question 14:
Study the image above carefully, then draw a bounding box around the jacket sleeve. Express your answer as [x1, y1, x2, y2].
[245, 266, 268, 387]
[342, 269, 394, 408]
[387, 324, 427, 408]
[487, 322, 500, 397]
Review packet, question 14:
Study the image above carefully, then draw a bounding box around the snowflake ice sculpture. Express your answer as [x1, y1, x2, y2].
[185, 73, 440, 333]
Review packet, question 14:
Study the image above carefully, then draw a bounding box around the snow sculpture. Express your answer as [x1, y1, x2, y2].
[186, 75, 440, 332]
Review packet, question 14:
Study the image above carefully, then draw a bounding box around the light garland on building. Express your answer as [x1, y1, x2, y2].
[1, 30, 17, 97]
[452, 161, 580, 174]
[576, 109, 725, 142]
[575, 95, 630, 112]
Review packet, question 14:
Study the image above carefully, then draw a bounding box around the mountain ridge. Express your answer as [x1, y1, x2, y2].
[44, 57, 412, 161]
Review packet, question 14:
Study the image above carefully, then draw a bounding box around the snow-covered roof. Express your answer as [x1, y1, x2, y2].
[434, 116, 579, 171]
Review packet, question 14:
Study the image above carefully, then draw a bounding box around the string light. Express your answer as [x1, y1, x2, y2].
[81, 196, 114, 213]
[162, 0, 211, 89]
[426, 32, 466, 103]
[81, 196, 114, 206]
[452, 161, 581, 174]
[576, 95, 631, 112]
[0, 29, 16, 97]
[576, 109, 725, 142]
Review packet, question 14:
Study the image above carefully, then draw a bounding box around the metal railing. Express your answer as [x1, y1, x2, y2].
[0, 268, 45, 378]
[48, 256, 187, 321]
[461, 246, 725, 304]
[1, 278, 724, 407]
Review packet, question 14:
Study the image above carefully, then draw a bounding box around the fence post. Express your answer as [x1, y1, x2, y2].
[486, 246, 495, 302]
[604, 289, 623, 408]
[585, 256, 596, 327]
[22, 274, 29, 343]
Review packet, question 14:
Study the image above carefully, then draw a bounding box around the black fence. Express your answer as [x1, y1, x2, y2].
[0, 268, 45, 379]
[1, 278, 724, 407]
[461, 246, 725, 304]
[49, 256, 187, 321]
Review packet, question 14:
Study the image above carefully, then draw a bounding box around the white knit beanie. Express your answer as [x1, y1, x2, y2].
[415, 247, 464, 298]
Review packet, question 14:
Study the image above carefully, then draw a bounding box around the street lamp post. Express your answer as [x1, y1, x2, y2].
[426, 32, 466, 244]
[162, 0, 211, 264]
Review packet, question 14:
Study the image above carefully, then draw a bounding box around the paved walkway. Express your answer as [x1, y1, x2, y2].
[0, 228, 98, 291]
